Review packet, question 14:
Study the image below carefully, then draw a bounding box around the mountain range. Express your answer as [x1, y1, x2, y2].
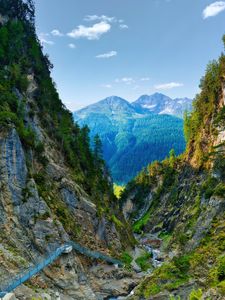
[134, 93, 193, 117]
[74, 94, 192, 184]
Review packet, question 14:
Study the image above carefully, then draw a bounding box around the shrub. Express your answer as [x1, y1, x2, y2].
[189, 289, 203, 300]
[173, 255, 191, 274]
[111, 215, 124, 228]
[214, 184, 225, 198]
[135, 252, 152, 271]
[33, 172, 46, 187]
[0, 111, 18, 127]
[201, 177, 218, 199]
[217, 256, 225, 282]
[120, 251, 132, 266]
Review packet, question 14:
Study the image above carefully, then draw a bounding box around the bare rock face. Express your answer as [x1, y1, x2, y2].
[0, 128, 27, 205]
[3, 293, 17, 300]
[88, 264, 139, 299]
[122, 192, 153, 223]
[0, 122, 131, 299]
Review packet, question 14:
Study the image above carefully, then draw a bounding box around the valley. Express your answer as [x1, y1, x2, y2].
[0, 1, 224, 300]
[74, 95, 191, 184]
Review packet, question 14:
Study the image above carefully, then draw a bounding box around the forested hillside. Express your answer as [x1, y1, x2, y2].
[0, 1, 134, 298]
[74, 96, 186, 184]
[121, 36, 225, 299]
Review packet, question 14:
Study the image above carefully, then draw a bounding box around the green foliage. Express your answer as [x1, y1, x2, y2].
[169, 148, 176, 167]
[217, 256, 225, 282]
[145, 283, 161, 295]
[110, 215, 124, 228]
[128, 159, 177, 232]
[218, 280, 225, 295]
[0, 8, 115, 210]
[113, 184, 125, 199]
[33, 172, 46, 187]
[184, 110, 191, 143]
[214, 183, 225, 198]
[177, 233, 189, 246]
[0, 0, 35, 26]
[135, 252, 152, 271]
[132, 211, 151, 233]
[0, 111, 18, 127]
[201, 176, 225, 199]
[120, 251, 132, 267]
[18, 125, 36, 148]
[214, 106, 225, 128]
[189, 289, 203, 300]
[201, 176, 218, 199]
[75, 110, 186, 184]
[140, 259, 190, 298]
[213, 154, 225, 180]
[169, 296, 181, 300]
[173, 255, 191, 274]
[93, 134, 103, 161]
[184, 57, 223, 166]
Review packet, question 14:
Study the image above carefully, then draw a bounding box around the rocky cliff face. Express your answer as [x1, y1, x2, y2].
[0, 118, 133, 300]
[0, 2, 134, 299]
[121, 41, 225, 299]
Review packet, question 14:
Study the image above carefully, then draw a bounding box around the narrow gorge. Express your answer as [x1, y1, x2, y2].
[0, 1, 225, 300]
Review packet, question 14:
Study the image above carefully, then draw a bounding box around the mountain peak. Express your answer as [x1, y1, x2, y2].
[133, 93, 192, 117]
[103, 95, 130, 105]
[74, 93, 193, 119]
[74, 95, 137, 119]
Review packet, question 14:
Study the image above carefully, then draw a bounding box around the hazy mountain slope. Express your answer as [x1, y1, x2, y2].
[121, 38, 225, 299]
[0, 2, 134, 298]
[76, 96, 140, 118]
[74, 97, 185, 184]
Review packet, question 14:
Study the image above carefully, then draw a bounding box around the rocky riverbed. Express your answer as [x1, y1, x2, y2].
[107, 233, 166, 300]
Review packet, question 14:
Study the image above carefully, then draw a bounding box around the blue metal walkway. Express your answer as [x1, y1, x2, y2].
[0, 241, 123, 298]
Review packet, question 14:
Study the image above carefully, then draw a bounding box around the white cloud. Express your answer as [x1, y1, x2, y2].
[67, 22, 111, 40]
[119, 24, 129, 29]
[84, 15, 116, 23]
[68, 43, 76, 49]
[115, 77, 135, 85]
[140, 77, 150, 81]
[154, 82, 184, 90]
[101, 84, 112, 88]
[203, 1, 225, 19]
[51, 29, 63, 36]
[96, 50, 117, 58]
[38, 33, 54, 46]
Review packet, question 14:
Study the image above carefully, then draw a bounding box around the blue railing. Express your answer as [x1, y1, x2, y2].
[0, 245, 67, 298]
[68, 241, 123, 266]
[0, 242, 123, 298]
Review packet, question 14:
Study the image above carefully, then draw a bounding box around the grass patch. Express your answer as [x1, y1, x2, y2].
[120, 251, 133, 267]
[110, 214, 124, 228]
[132, 211, 151, 233]
[135, 251, 152, 271]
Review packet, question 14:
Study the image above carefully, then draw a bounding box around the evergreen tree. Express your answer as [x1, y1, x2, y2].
[94, 134, 103, 161]
[169, 148, 176, 168]
[184, 110, 191, 143]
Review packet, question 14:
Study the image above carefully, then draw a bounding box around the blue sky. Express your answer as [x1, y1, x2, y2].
[35, 0, 225, 111]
